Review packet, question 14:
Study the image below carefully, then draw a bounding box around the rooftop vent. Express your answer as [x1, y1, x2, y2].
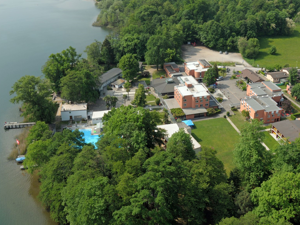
[166, 78, 174, 84]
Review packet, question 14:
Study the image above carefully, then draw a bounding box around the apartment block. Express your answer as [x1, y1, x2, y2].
[184, 59, 211, 81]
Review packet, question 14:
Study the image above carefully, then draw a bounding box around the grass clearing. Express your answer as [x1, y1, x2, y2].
[191, 118, 240, 173]
[230, 111, 248, 131]
[245, 25, 300, 68]
[262, 131, 280, 151]
[152, 70, 166, 80]
[209, 61, 236, 66]
[146, 94, 156, 102]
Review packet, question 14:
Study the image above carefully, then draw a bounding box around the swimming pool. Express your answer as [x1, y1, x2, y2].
[78, 129, 100, 147]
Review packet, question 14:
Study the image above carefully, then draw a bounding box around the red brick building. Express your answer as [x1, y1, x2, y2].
[184, 59, 211, 82]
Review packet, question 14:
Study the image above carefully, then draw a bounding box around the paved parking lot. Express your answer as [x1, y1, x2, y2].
[216, 77, 248, 111]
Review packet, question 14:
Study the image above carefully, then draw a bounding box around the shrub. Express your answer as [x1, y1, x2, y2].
[177, 118, 182, 123]
[291, 114, 296, 120]
[155, 98, 160, 105]
[242, 85, 247, 91]
[227, 111, 230, 116]
[163, 95, 168, 99]
[230, 75, 237, 80]
[171, 108, 185, 117]
[269, 45, 277, 55]
[216, 97, 223, 102]
[145, 80, 150, 85]
[107, 86, 112, 90]
[224, 115, 226, 118]
[231, 106, 237, 111]
[207, 108, 216, 116]
[208, 87, 215, 93]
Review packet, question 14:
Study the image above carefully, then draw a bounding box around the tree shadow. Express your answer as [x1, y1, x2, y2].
[191, 132, 202, 143]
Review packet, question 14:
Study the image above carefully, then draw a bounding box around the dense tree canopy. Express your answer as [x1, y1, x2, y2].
[118, 53, 139, 82]
[10, 75, 57, 123]
[131, 84, 147, 107]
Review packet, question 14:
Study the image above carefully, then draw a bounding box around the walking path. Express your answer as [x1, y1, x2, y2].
[226, 116, 270, 150]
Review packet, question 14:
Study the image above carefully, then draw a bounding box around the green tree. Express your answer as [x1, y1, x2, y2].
[288, 67, 298, 85]
[251, 172, 300, 224]
[155, 97, 160, 105]
[234, 190, 253, 216]
[85, 40, 102, 64]
[103, 95, 111, 109]
[213, 63, 219, 79]
[26, 121, 52, 145]
[291, 83, 300, 100]
[166, 129, 196, 161]
[219, 212, 259, 225]
[60, 69, 99, 103]
[101, 38, 114, 70]
[131, 84, 146, 107]
[145, 35, 169, 70]
[123, 94, 127, 102]
[241, 110, 250, 118]
[281, 99, 292, 112]
[162, 108, 169, 124]
[203, 68, 216, 86]
[238, 37, 260, 59]
[233, 120, 272, 189]
[42, 46, 81, 92]
[10, 75, 57, 123]
[119, 53, 139, 82]
[110, 96, 118, 108]
[269, 45, 277, 55]
[124, 82, 131, 99]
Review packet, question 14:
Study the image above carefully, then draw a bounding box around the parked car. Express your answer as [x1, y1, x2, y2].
[225, 51, 228, 55]
[216, 77, 223, 81]
[219, 51, 223, 54]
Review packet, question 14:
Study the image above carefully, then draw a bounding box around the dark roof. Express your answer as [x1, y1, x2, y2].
[241, 69, 263, 82]
[282, 68, 300, 76]
[151, 78, 180, 94]
[267, 72, 288, 79]
[166, 66, 174, 73]
[100, 68, 122, 83]
[198, 59, 211, 67]
[273, 120, 300, 142]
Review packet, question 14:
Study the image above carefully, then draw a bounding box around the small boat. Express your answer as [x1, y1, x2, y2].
[20, 165, 25, 170]
[16, 155, 25, 163]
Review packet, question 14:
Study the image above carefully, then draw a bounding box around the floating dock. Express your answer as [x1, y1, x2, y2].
[4, 122, 36, 130]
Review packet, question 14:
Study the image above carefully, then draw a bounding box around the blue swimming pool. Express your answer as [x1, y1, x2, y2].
[78, 129, 100, 147]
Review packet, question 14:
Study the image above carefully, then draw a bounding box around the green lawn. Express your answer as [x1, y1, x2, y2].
[152, 70, 166, 79]
[230, 111, 248, 131]
[262, 131, 280, 151]
[209, 61, 236, 66]
[146, 94, 156, 102]
[246, 25, 300, 68]
[191, 118, 240, 173]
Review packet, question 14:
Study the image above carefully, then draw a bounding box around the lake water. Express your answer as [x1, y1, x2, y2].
[0, 0, 109, 224]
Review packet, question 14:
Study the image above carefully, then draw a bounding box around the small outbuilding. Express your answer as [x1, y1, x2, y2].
[61, 103, 87, 121]
[111, 79, 125, 88]
[98, 68, 123, 92]
[240, 69, 264, 83]
[90, 110, 111, 125]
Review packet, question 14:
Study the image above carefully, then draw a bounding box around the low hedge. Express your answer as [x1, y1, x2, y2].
[171, 108, 185, 117]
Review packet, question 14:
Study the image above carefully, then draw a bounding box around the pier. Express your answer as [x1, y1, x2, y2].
[4, 122, 36, 130]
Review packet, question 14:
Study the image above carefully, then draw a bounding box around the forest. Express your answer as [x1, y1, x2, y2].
[22, 107, 300, 225]
[93, 0, 299, 64]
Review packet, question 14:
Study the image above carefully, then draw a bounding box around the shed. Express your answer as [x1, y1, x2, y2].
[111, 79, 125, 88]
[98, 68, 122, 91]
[90, 110, 111, 125]
[61, 103, 87, 121]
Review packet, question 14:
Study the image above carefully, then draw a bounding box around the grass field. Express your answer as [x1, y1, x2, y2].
[262, 131, 280, 151]
[152, 70, 166, 79]
[209, 61, 236, 66]
[191, 118, 240, 173]
[230, 111, 248, 131]
[246, 25, 300, 68]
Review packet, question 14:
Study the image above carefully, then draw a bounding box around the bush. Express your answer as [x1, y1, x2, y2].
[242, 85, 247, 91]
[171, 108, 185, 117]
[230, 75, 237, 80]
[231, 106, 237, 111]
[227, 111, 230, 116]
[269, 45, 277, 55]
[107, 86, 112, 90]
[207, 108, 216, 116]
[291, 114, 296, 120]
[163, 95, 168, 99]
[208, 87, 215, 93]
[224, 115, 226, 118]
[145, 80, 150, 85]
[177, 118, 182, 123]
[216, 97, 223, 102]
[155, 98, 160, 105]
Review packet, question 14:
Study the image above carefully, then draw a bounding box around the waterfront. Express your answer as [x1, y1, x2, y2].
[0, 0, 109, 224]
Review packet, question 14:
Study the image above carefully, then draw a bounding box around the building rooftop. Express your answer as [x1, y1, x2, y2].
[164, 62, 179, 69]
[249, 82, 283, 97]
[241, 69, 263, 83]
[267, 72, 288, 79]
[100, 68, 122, 84]
[61, 103, 87, 111]
[151, 77, 180, 95]
[176, 83, 210, 97]
[182, 107, 207, 115]
[242, 96, 281, 112]
[198, 59, 211, 67]
[112, 79, 125, 86]
[91, 110, 111, 119]
[185, 62, 209, 73]
[272, 120, 300, 142]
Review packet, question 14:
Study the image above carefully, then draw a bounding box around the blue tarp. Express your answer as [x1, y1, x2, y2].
[182, 120, 194, 127]
[16, 156, 25, 163]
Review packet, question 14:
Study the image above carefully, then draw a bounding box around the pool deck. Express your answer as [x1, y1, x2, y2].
[67, 124, 101, 135]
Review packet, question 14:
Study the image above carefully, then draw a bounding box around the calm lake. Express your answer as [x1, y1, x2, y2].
[0, 0, 109, 224]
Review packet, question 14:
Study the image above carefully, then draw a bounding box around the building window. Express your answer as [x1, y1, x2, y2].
[184, 99, 187, 102]
[200, 100, 203, 102]
[255, 113, 258, 117]
[205, 104, 208, 106]
[200, 104, 202, 107]
[184, 104, 186, 106]
[196, 100, 198, 103]
[196, 105, 199, 107]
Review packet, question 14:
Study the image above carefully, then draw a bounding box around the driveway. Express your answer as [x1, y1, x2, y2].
[181, 44, 252, 67]
[216, 76, 248, 111]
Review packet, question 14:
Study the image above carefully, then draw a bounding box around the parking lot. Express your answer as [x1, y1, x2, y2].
[216, 76, 248, 111]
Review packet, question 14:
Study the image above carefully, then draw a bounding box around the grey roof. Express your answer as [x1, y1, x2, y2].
[267, 72, 288, 79]
[198, 59, 211, 67]
[151, 77, 180, 94]
[241, 69, 263, 82]
[243, 96, 280, 112]
[111, 79, 125, 86]
[164, 98, 180, 109]
[262, 81, 282, 91]
[100, 68, 122, 83]
[182, 107, 207, 115]
[209, 100, 218, 107]
[273, 120, 300, 142]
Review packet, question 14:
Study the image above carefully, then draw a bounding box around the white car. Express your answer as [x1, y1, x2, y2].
[216, 77, 223, 81]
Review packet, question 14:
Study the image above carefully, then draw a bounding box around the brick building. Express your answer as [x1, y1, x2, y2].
[164, 62, 183, 77]
[184, 59, 211, 82]
[240, 96, 283, 124]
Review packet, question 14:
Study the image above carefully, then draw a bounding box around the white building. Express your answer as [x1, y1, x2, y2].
[90, 110, 111, 125]
[99, 68, 123, 92]
[61, 103, 87, 121]
[157, 123, 201, 152]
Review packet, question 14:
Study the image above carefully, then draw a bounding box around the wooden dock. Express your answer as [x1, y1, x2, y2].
[4, 122, 36, 130]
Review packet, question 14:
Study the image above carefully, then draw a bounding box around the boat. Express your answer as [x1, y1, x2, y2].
[16, 155, 25, 163]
